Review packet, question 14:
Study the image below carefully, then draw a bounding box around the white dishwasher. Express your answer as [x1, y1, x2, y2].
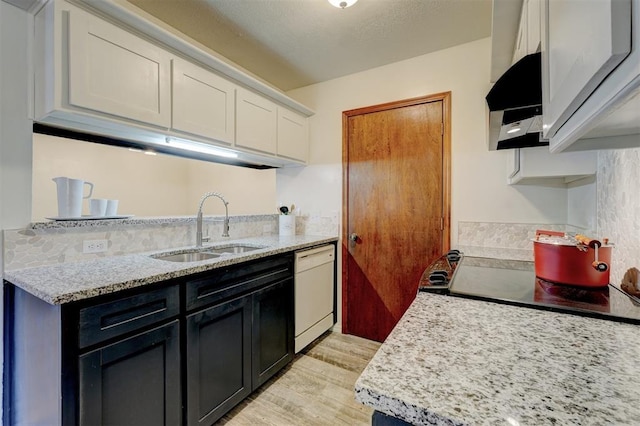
[294, 244, 335, 353]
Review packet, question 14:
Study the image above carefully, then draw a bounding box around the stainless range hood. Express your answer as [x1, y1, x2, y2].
[486, 52, 548, 150]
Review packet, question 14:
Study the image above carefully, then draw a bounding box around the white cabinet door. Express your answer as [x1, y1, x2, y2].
[512, 0, 529, 64]
[67, 8, 171, 128]
[236, 88, 277, 154]
[277, 108, 308, 163]
[508, 146, 596, 185]
[172, 57, 235, 144]
[526, 0, 541, 53]
[542, 0, 631, 138]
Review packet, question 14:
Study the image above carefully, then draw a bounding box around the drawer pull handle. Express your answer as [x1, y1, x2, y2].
[100, 300, 168, 330]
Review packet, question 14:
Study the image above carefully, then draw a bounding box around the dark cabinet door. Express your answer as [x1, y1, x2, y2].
[251, 278, 294, 389]
[186, 295, 252, 426]
[78, 320, 181, 426]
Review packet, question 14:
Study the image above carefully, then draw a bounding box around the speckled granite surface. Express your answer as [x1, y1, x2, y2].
[4, 235, 337, 305]
[356, 293, 640, 425]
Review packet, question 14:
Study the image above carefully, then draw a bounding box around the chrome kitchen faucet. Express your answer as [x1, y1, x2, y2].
[196, 192, 230, 247]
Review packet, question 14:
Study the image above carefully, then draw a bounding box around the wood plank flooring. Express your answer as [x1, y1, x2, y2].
[218, 332, 381, 425]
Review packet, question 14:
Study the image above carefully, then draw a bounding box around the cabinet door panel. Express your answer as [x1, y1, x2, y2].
[173, 58, 235, 143]
[277, 108, 308, 162]
[252, 279, 294, 389]
[543, 0, 631, 137]
[236, 88, 277, 154]
[67, 9, 171, 127]
[186, 296, 252, 425]
[79, 321, 181, 426]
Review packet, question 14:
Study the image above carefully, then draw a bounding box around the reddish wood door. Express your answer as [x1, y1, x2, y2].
[342, 93, 451, 342]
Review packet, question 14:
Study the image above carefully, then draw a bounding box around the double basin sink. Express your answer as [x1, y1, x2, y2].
[152, 244, 265, 263]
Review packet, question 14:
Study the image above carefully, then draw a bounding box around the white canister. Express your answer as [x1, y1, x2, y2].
[279, 215, 296, 236]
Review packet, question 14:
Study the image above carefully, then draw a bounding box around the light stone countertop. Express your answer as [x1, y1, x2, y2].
[355, 292, 640, 425]
[4, 235, 337, 305]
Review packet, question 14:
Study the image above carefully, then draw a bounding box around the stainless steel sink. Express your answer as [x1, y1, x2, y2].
[151, 244, 266, 262]
[203, 245, 263, 255]
[153, 252, 221, 262]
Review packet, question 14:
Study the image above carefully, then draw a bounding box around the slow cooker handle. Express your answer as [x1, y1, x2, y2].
[592, 243, 609, 272]
[535, 230, 565, 240]
[574, 234, 609, 272]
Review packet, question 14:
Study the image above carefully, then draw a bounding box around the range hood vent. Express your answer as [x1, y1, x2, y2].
[486, 52, 548, 150]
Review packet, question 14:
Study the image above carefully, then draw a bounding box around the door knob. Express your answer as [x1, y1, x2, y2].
[349, 233, 359, 242]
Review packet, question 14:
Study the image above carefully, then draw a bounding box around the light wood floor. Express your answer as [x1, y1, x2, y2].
[218, 332, 381, 425]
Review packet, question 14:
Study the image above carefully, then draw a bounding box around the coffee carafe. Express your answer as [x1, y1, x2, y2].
[52, 177, 94, 218]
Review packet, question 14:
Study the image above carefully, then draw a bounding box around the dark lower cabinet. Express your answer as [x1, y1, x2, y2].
[186, 277, 294, 425]
[78, 320, 181, 426]
[186, 295, 252, 426]
[252, 279, 294, 388]
[6, 253, 296, 426]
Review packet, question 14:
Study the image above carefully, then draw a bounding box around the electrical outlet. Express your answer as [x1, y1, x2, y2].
[83, 239, 108, 254]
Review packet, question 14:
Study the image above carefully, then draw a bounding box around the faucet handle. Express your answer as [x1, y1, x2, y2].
[202, 236, 210, 243]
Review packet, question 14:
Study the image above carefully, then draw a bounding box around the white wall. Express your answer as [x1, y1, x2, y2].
[282, 37, 569, 246]
[32, 133, 277, 220]
[567, 176, 596, 231]
[1, 1, 34, 422]
[597, 148, 640, 286]
[284, 38, 567, 245]
[281, 37, 571, 331]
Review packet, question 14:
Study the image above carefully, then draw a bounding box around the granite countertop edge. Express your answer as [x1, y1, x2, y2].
[354, 292, 640, 425]
[4, 235, 338, 305]
[355, 384, 465, 426]
[28, 214, 278, 230]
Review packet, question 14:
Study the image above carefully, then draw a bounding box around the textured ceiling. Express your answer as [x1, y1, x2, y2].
[127, 0, 492, 91]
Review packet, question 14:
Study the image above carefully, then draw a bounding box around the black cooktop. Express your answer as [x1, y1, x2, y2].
[420, 255, 640, 324]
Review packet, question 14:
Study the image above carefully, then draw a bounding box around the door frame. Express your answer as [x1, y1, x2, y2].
[341, 92, 452, 334]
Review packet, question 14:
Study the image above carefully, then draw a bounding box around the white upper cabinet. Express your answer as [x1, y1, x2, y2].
[512, 0, 541, 64]
[235, 88, 277, 154]
[277, 108, 308, 163]
[507, 146, 596, 185]
[66, 7, 171, 128]
[542, 0, 639, 152]
[172, 58, 235, 144]
[33, 0, 313, 167]
[526, 0, 541, 54]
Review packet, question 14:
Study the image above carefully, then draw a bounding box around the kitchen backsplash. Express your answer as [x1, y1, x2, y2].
[457, 222, 590, 261]
[3, 213, 339, 271]
[597, 148, 640, 286]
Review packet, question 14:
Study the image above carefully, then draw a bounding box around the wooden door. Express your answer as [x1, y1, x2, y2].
[343, 93, 451, 342]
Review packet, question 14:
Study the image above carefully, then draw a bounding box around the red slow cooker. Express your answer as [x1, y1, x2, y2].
[533, 230, 612, 287]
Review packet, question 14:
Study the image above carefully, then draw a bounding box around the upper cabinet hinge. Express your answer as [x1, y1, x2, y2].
[441, 123, 444, 135]
[440, 217, 444, 230]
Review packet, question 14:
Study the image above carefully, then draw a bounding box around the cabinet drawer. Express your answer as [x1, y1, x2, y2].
[186, 256, 292, 312]
[79, 285, 180, 349]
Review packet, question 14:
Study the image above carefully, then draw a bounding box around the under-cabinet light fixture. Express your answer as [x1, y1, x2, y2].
[328, 0, 358, 8]
[163, 137, 239, 159]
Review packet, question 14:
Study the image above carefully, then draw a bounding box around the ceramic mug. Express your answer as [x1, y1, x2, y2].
[105, 199, 119, 216]
[90, 199, 108, 217]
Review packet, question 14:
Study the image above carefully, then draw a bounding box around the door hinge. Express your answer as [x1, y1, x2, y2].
[440, 217, 444, 230]
[441, 123, 444, 135]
